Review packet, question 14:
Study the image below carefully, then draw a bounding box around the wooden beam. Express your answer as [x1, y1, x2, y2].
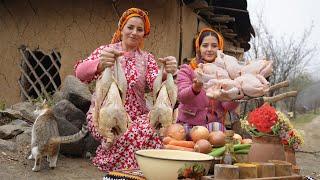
[199, 10, 214, 16]
[194, 13, 212, 28]
[222, 32, 237, 38]
[221, 28, 234, 33]
[195, 6, 248, 13]
[210, 16, 235, 23]
[185, 0, 209, 9]
[213, 6, 248, 13]
[224, 46, 244, 54]
[213, 25, 228, 29]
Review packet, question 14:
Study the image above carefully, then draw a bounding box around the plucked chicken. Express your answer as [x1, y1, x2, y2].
[93, 58, 130, 147]
[235, 73, 270, 97]
[241, 60, 273, 78]
[205, 79, 244, 101]
[195, 63, 230, 83]
[149, 65, 177, 137]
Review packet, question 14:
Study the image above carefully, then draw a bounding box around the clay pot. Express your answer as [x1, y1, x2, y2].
[248, 135, 286, 162]
[284, 145, 297, 165]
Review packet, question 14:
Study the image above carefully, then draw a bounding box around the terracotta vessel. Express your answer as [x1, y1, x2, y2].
[284, 145, 297, 165]
[248, 135, 286, 162]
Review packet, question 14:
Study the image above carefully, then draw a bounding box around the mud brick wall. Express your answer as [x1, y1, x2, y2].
[0, 0, 180, 105]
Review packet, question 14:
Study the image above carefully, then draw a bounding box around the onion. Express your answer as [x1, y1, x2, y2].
[208, 131, 226, 147]
[233, 133, 243, 143]
[194, 139, 212, 154]
[241, 138, 253, 144]
[164, 124, 186, 140]
[190, 126, 209, 142]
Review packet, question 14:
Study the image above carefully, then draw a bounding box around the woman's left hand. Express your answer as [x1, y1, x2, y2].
[158, 56, 177, 74]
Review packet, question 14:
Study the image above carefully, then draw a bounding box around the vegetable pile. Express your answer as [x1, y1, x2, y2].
[161, 124, 252, 156]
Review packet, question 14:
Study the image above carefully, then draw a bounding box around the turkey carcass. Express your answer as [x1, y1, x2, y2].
[235, 73, 270, 97]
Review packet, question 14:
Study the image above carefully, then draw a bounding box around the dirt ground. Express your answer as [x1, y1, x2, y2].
[295, 115, 320, 179]
[0, 152, 104, 179]
[0, 116, 319, 180]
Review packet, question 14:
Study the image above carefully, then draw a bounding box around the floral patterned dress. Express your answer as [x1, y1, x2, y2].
[74, 42, 162, 171]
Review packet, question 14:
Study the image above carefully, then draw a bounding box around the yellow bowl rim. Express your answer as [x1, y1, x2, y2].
[135, 149, 214, 162]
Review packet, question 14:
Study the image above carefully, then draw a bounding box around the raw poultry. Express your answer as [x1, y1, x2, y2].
[215, 50, 242, 80]
[241, 59, 273, 78]
[149, 65, 177, 137]
[195, 51, 273, 99]
[205, 79, 244, 101]
[235, 73, 270, 97]
[93, 58, 130, 147]
[195, 63, 230, 83]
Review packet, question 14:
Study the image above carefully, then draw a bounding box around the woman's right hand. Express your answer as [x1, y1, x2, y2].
[192, 78, 203, 93]
[97, 47, 124, 73]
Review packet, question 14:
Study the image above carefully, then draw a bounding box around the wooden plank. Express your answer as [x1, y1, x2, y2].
[195, 6, 248, 14]
[221, 28, 234, 33]
[186, 0, 209, 9]
[210, 16, 235, 23]
[199, 10, 214, 16]
[213, 25, 228, 29]
[201, 174, 303, 180]
[222, 32, 237, 38]
[224, 46, 245, 54]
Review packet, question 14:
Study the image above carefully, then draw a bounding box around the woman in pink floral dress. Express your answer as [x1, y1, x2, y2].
[74, 8, 177, 171]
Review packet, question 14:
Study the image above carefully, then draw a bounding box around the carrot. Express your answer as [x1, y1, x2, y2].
[168, 140, 195, 148]
[162, 136, 175, 145]
[164, 144, 195, 152]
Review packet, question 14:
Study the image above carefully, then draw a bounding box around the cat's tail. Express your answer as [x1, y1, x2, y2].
[50, 124, 88, 144]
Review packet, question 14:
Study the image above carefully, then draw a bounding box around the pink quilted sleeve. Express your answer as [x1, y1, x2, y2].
[74, 45, 108, 83]
[176, 65, 206, 104]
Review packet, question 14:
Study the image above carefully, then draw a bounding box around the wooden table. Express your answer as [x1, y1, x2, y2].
[201, 174, 303, 180]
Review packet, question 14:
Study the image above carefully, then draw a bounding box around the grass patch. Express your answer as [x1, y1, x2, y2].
[0, 100, 5, 111]
[292, 111, 320, 128]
